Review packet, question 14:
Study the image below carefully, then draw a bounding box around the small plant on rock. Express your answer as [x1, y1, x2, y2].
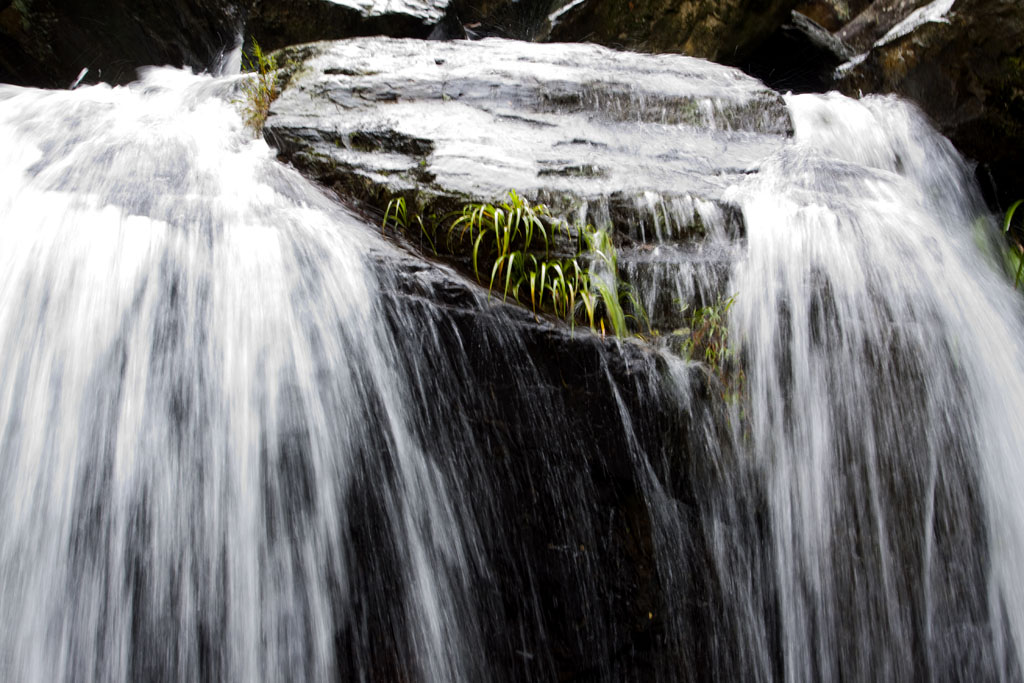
[449, 190, 557, 270]
[582, 226, 646, 337]
[382, 191, 646, 337]
[678, 293, 744, 399]
[237, 38, 278, 135]
[383, 197, 438, 253]
[449, 193, 644, 336]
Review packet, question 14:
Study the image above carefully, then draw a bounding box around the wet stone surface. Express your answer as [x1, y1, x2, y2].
[266, 37, 792, 232]
[265, 37, 796, 333]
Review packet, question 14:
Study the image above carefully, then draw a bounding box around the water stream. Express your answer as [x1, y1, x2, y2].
[718, 92, 1024, 681]
[0, 69, 485, 682]
[0, 62, 1023, 683]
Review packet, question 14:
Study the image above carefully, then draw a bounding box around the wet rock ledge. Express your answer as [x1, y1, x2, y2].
[265, 36, 792, 235]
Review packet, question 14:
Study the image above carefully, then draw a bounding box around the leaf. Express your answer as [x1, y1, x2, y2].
[1004, 200, 1023, 234]
[580, 290, 596, 329]
[536, 262, 548, 311]
[472, 230, 489, 282]
[416, 216, 436, 254]
[489, 254, 508, 298]
[503, 252, 518, 301]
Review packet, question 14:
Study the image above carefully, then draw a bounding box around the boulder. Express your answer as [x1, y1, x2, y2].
[247, 0, 451, 53]
[265, 37, 790, 229]
[0, 0, 243, 87]
[264, 37, 792, 329]
[544, 0, 800, 64]
[836, 0, 1024, 206]
[739, 10, 854, 92]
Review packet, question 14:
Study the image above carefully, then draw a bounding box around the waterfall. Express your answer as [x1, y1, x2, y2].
[0, 68, 485, 683]
[720, 92, 1024, 681]
[1, 60, 1023, 683]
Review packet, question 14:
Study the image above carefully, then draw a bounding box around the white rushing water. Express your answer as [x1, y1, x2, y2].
[1, 56, 1023, 683]
[723, 92, 1024, 681]
[0, 69, 480, 683]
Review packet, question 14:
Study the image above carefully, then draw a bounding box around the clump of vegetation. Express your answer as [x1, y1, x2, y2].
[237, 38, 279, 135]
[382, 192, 645, 337]
[383, 191, 746, 401]
[1004, 199, 1024, 288]
[677, 293, 744, 399]
[382, 194, 437, 252]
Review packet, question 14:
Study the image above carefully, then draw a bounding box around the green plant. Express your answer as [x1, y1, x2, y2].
[382, 191, 646, 337]
[451, 193, 646, 336]
[448, 190, 560, 275]
[237, 38, 278, 135]
[678, 294, 743, 398]
[582, 227, 646, 337]
[383, 197, 437, 253]
[1004, 199, 1024, 288]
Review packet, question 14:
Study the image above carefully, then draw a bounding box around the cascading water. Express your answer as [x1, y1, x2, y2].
[1, 50, 1024, 683]
[714, 92, 1024, 681]
[0, 69, 486, 683]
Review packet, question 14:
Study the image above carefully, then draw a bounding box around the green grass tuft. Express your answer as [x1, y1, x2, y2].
[382, 191, 647, 337]
[237, 38, 279, 135]
[677, 294, 744, 400]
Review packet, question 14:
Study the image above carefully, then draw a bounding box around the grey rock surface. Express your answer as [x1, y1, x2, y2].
[266, 37, 791, 224]
[266, 37, 792, 331]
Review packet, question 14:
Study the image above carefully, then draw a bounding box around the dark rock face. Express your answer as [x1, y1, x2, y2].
[740, 10, 853, 92]
[794, 0, 872, 31]
[836, 0, 932, 50]
[247, 0, 450, 53]
[836, 0, 1024, 205]
[545, 0, 800, 64]
[366, 242, 733, 682]
[0, 0, 243, 87]
[444, 0, 557, 39]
